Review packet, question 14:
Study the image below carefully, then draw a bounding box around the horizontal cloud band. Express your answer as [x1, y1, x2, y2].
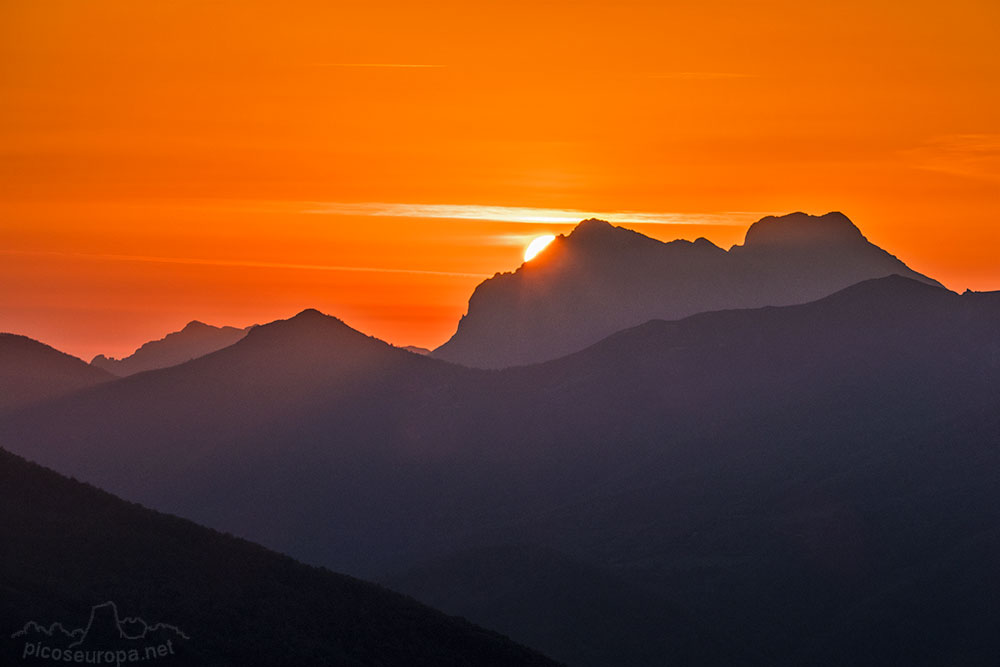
[304, 202, 761, 227]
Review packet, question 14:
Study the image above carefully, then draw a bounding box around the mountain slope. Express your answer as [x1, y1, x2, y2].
[384, 544, 759, 666]
[2, 279, 999, 664]
[0, 446, 558, 666]
[433, 212, 942, 368]
[91, 320, 251, 376]
[0, 308, 475, 573]
[0, 333, 114, 414]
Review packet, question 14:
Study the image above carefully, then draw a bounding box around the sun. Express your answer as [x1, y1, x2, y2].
[524, 235, 556, 262]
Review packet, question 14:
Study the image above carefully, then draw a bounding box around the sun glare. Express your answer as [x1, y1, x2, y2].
[524, 235, 556, 262]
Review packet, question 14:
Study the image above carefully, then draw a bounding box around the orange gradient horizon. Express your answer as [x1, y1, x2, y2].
[2, 0, 999, 361]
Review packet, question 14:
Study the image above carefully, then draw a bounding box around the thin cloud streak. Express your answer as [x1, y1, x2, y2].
[305, 202, 761, 227]
[309, 63, 446, 69]
[902, 134, 1000, 183]
[645, 72, 756, 80]
[1, 249, 489, 278]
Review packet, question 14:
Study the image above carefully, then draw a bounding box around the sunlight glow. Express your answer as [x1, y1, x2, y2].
[524, 235, 556, 262]
[305, 202, 762, 226]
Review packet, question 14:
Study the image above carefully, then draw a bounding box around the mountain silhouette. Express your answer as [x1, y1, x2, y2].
[2, 278, 998, 665]
[0, 307, 462, 543]
[0, 333, 114, 414]
[0, 446, 558, 666]
[433, 212, 942, 368]
[91, 320, 251, 376]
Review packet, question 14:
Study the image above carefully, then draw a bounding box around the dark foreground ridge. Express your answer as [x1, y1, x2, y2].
[0, 446, 560, 666]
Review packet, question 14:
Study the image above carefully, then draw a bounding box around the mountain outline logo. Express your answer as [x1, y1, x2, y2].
[11, 601, 188, 665]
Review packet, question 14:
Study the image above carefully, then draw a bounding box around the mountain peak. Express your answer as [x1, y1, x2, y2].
[255, 308, 349, 336]
[572, 218, 615, 233]
[240, 309, 380, 353]
[742, 211, 865, 248]
[181, 320, 211, 331]
[818, 273, 954, 305]
[90, 320, 252, 376]
[290, 308, 330, 321]
[564, 218, 657, 252]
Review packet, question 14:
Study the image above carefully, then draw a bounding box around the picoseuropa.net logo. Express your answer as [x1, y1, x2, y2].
[11, 601, 189, 666]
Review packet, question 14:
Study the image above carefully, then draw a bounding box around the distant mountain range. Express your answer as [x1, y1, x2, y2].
[0, 446, 558, 666]
[433, 212, 941, 368]
[2, 273, 998, 665]
[0, 334, 113, 414]
[91, 320, 251, 376]
[3, 211, 998, 665]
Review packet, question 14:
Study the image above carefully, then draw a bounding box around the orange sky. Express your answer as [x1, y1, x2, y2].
[2, 0, 998, 361]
